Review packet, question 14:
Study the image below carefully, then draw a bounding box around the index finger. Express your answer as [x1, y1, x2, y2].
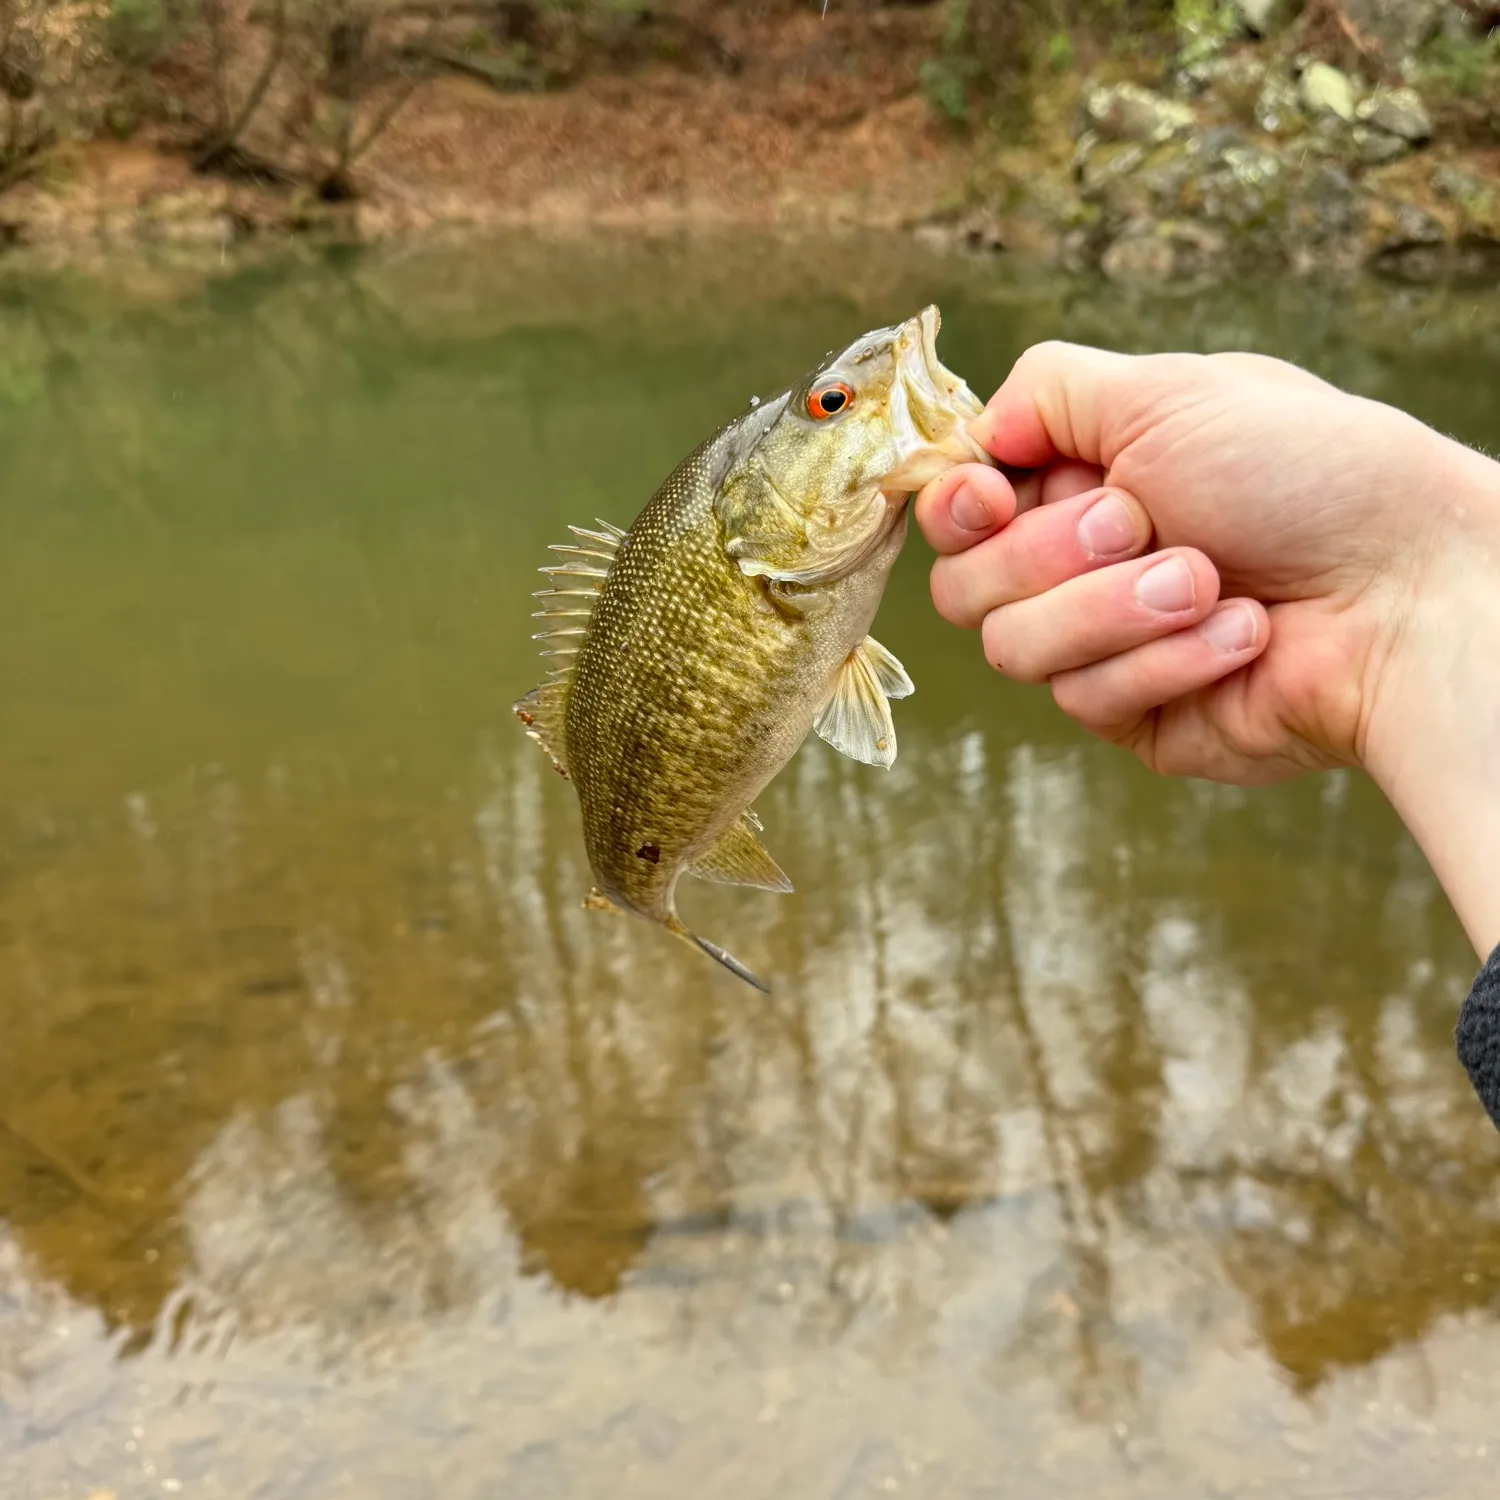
[970, 340, 1139, 470]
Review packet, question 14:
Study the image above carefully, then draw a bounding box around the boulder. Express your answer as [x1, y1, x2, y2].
[1299, 62, 1358, 122]
[1356, 87, 1433, 143]
[1231, 0, 1302, 35]
[1101, 220, 1228, 282]
[1079, 82, 1197, 147]
[1340, 0, 1446, 68]
[1351, 125, 1410, 164]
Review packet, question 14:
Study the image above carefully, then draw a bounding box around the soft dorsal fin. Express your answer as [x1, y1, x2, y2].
[687, 810, 794, 892]
[813, 636, 914, 769]
[513, 679, 571, 777]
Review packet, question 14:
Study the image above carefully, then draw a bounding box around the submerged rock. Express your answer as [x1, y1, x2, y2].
[1299, 63, 1358, 122]
[1357, 87, 1433, 144]
[1079, 82, 1197, 146]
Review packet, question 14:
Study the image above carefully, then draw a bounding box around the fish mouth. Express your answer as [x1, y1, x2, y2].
[880, 305, 990, 496]
[902, 305, 983, 413]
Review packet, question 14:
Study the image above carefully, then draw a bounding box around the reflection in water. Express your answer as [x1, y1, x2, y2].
[3, 726, 1497, 1497]
[1, 241, 1498, 1498]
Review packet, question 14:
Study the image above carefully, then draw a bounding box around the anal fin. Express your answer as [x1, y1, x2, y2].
[513, 679, 570, 777]
[813, 635, 914, 769]
[687, 812, 794, 893]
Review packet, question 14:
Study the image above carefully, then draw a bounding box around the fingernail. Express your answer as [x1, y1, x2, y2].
[950, 482, 992, 533]
[1077, 493, 1139, 559]
[1134, 556, 1195, 614]
[1200, 602, 1259, 655]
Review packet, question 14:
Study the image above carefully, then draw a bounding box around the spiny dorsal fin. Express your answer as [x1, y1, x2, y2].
[813, 635, 914, 769]
[513, 679, 570, 777]
[529, 518, 627, 669]
[687, 811, 793, 893]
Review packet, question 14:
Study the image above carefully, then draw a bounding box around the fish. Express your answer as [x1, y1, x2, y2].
[514, 304, 992, 992]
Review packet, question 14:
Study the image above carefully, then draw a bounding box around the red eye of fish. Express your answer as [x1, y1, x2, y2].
[807, 383, 853, 420]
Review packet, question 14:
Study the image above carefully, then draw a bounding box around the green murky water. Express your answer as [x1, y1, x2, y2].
[2, 236, 1498, 1500]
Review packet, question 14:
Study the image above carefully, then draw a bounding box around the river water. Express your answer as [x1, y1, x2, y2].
[1, 235, 1498, 1499]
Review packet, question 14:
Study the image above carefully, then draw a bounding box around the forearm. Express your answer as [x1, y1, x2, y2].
[1365, 444, 1500, 958]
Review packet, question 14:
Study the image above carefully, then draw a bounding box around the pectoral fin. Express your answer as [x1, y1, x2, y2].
[688, 812, 794, 893]
[813, 636, 914, 769]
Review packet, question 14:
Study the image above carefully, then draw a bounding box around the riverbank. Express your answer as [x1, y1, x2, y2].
[0, 1, 1496, 279]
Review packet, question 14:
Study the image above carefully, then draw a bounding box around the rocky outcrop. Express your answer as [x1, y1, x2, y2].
[937, 0, 1500, 281]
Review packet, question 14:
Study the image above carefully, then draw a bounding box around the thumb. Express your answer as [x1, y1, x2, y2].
[971, 341, 1145, 471]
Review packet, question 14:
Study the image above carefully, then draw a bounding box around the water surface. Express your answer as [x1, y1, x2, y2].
[1, 237, 1498, 1500]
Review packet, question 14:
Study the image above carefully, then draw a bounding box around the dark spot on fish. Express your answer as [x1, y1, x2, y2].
[618, 642, 629, 654]
[636, 841, 661, 864]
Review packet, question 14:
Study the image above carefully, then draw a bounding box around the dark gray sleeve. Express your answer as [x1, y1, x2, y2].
[1456, 945, 1500, 1130]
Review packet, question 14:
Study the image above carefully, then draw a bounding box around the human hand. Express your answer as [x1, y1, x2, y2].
[916, 341, 1500, 952]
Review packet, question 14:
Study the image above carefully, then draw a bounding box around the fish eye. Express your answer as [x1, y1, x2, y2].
[807, 383, 853, 420]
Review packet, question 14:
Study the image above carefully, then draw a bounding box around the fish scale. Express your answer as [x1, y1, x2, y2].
[515, 306, 991, 990]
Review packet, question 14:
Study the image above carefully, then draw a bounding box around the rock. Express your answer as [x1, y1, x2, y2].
[1432, 165, 1500, 238]
[1231, 0, 1302, 34]
[1373, 199, 1445, 251]
[1075, 139, 1146, 195]
[1356, 87, 1433, 143]
[1299, 62, 1358, 122]
[1079, 83, 1197, 147]
[1283, 161, 1364, 255]
[1254, 71, 1305, 134]
[1340, 0, 1446, 68]
[1183, 49, 1267, 117]
[1351, 125, 1410, 165]
[1101, 231, 1177, 281]
[1177, 129, 1286, 230]
[1101, 221, 1228, 282]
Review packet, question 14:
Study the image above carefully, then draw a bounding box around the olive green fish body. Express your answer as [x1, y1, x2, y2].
[516, 306, 991, 990]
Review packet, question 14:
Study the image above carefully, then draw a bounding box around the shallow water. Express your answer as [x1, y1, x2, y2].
[1, 236, 1498, 1500]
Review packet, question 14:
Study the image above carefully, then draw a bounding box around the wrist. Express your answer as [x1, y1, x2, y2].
[1362, 438, 1500, 956]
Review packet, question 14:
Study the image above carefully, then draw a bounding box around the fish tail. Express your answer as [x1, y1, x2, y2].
[664, 915, 770, 994]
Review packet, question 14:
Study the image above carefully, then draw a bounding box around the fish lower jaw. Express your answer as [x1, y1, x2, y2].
[881, 434, 992, 495]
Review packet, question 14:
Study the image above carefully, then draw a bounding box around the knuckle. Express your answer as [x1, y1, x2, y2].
[1049, 670, 1096, 723]
[929, 564, 977, 628]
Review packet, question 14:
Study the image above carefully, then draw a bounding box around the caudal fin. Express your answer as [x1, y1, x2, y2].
[665, 916, 771, 993]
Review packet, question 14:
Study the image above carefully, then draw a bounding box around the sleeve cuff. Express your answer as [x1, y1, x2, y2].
[1456, 943, 1500, 1130]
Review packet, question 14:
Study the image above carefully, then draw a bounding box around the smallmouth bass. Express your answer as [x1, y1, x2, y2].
[515, 305, 992, 990]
